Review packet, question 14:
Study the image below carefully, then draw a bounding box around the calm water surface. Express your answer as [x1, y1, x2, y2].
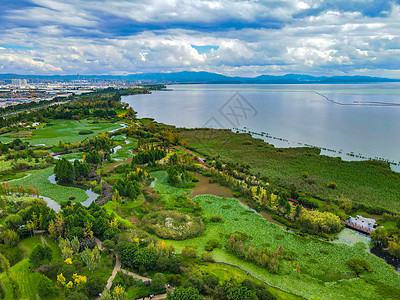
[123, 83, 400, 170]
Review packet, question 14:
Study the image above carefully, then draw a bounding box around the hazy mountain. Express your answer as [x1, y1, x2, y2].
[0, 72, 399, 84]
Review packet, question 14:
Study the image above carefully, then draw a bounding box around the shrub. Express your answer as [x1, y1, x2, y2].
[243, 140, 253, 145]
[169, 286, 201, 300]
[347, 258, 374, 275]
[168, 274, 182, 287]
[210, 216, 223, 223]
[301, 171, 309, 179]
[201, 252, 215, 262]
[205, 239, 219, 251]
[181, 247, 197, 258]
[79, 130, 94, 135]
[327, 182, 338, 189]
[37, 275, 56, 297]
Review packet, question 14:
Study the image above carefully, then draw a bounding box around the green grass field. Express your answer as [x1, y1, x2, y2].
[0, 236, 63, 300]
[8, 167, 90, 204]
[180, 129, 400, 213]
[150, 172, 400, 300]
[0, 119, 121, 146]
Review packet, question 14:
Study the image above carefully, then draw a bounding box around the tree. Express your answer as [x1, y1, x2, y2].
[0, 253, 19, 298]
[1, 229, 19, 246]
[54, 158, 75, 182]
[4, 214, 24, 231]
[29, 244, 53, 267]
[37, 275, 56, 297]
[81, 247, 100, 272]
[48, 214, 65, 238]
[169, 287, 201, 300]
[150, 273, 166, 294]
[71, 236, 80, 254]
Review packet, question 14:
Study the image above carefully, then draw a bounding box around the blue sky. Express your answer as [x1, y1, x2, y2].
[0, 0, 399, 77]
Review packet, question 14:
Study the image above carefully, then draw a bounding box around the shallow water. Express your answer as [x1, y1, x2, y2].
[123, 83, 400, 171]
[45, 174, 99, 212]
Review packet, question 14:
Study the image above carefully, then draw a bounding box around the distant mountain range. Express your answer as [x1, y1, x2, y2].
[1, 71, 399, 84]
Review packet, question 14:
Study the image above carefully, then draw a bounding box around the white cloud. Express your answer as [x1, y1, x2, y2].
[0, 1, 399, 77]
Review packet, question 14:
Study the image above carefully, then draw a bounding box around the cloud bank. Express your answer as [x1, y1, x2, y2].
[0, 0, 400, 77]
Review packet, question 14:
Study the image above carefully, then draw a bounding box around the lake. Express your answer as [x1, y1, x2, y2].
[123, 83, 400, 170]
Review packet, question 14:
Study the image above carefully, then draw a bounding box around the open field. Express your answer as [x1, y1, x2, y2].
[8, 167, 89, 204]
[0, 119, 121, 146]
[180, 129, 400, 212]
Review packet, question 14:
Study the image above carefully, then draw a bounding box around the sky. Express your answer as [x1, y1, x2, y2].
[0, 0, 400, 77]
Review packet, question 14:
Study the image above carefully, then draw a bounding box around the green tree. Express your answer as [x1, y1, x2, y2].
[29, 244, 53, 267]
[1, 229, 19, 246]
[81, 247, 100, 272]
[102, 240, 115, 254]
[4, 214, 24, 231]
[347, 258, 374, 275]
[54, 158, 75, 182]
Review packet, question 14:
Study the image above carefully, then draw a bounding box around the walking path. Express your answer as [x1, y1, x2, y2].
[175, 146, 209, 169]
[95, 237, 168, 299]
[5, 172, 32, 183]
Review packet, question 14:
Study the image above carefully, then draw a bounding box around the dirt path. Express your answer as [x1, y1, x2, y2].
[5, 172, 32, 183]
[106, 255, 121, 291]
[95, 237, 168, 298]
[104, 157, 133, 170]
[175, 146, 209, 169]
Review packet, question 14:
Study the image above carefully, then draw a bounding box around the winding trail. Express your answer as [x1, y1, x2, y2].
[175, 146, 209, 169]
[95, 237, 167, 299]
[5, 172, 32, 183]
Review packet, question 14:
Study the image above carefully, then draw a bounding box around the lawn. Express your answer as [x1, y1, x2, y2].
[0, 119, 121, 146]
[180, 129, 400, 213]
[8, 167, 90, 204]
[0, 236, 63, 300]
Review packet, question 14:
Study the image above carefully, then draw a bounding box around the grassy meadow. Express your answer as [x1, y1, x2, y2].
[180, 129, 400, 212]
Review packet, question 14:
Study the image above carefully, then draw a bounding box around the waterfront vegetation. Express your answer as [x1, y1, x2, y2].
[0, 87, 399, 299]
[180, 129, 400, 213]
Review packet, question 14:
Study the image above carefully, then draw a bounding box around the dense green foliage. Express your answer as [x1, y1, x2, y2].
[54, 158, 90, 182]
[29, 244, 53, 267]
[131, 148, 166, 165]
